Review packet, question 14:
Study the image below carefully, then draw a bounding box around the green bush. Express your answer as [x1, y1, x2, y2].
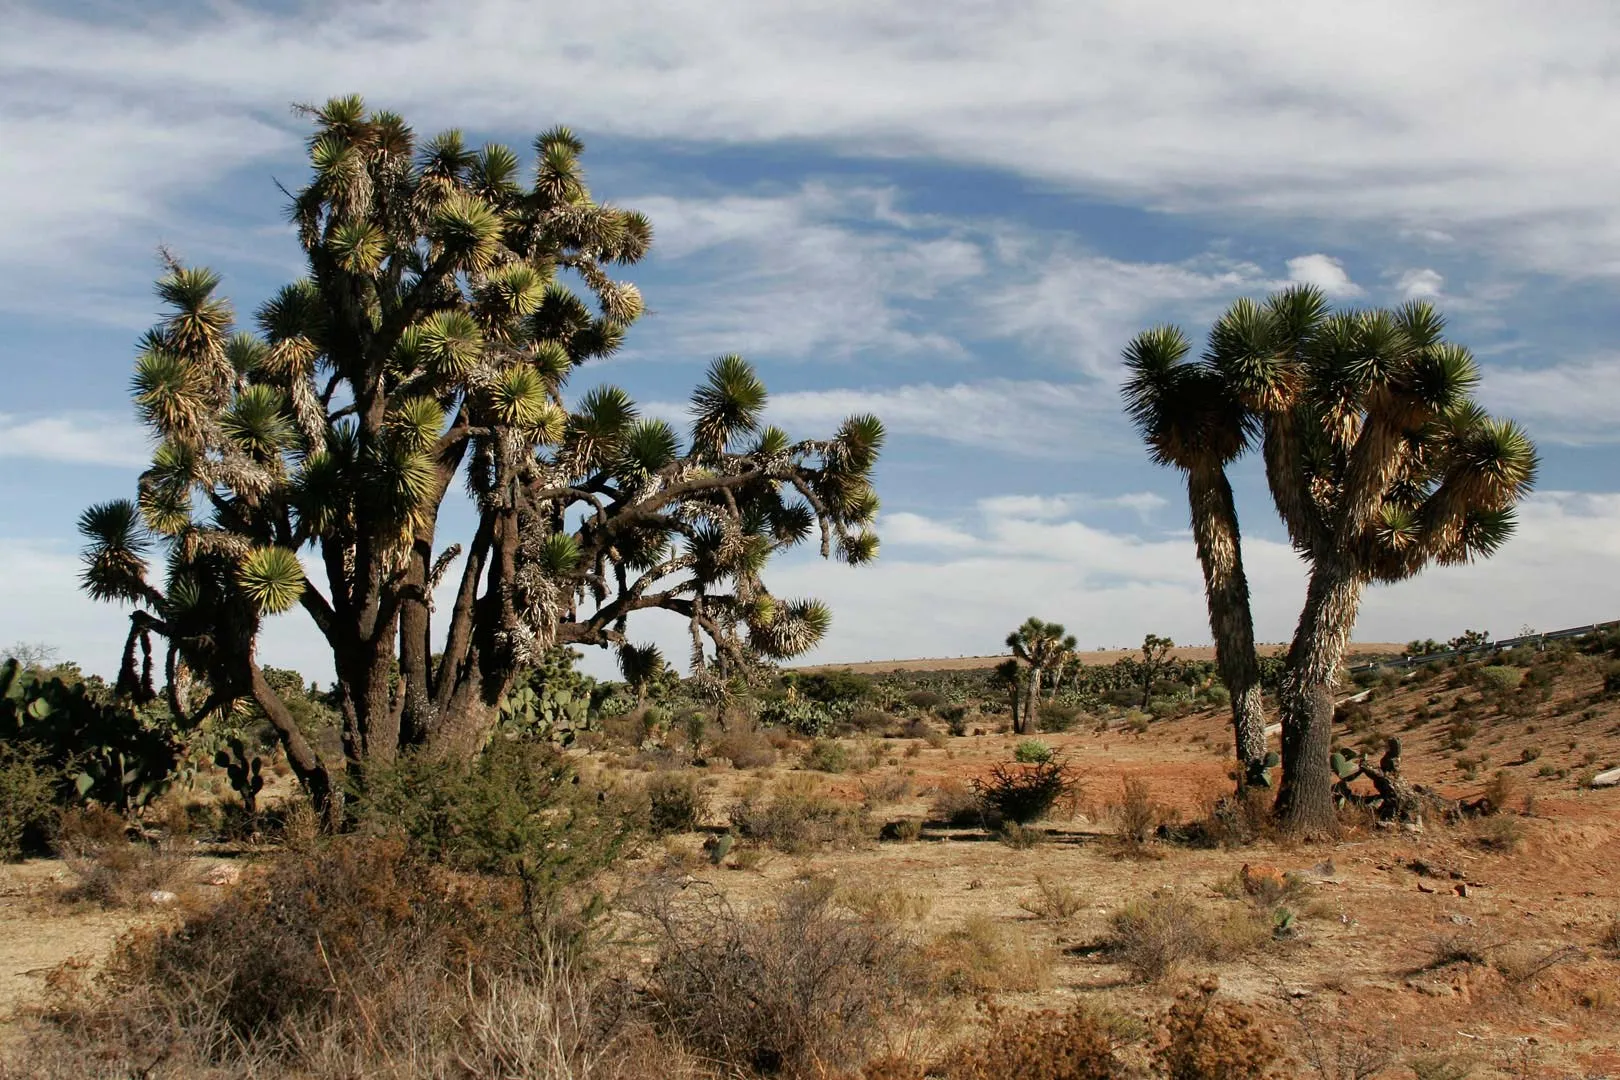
[939, 705, 970, 736]
[1476, 664, 1523, 694]
[1014, 739, 1054, 764]
[0, 743, 57, 861]
[1037, 702, 1083, 732]
[645, 772, 710, 835]
[357, 738, 636, 899]
[803, 738, 851, 773]
[905, 689, 946, 710]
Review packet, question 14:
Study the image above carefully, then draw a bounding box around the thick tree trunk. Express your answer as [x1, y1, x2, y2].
[1275, 554, 1363, 834]
[1022, 667, 1042, 735]
[1008, 677, 1022, 734]
[249, 659, 340, 825]
[1186, 465, 1268, 779]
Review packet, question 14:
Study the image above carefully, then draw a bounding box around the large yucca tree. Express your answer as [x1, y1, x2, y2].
[81, 97, 883, 811]
[1122, 327, 1268, 783]
[1208, 287, 1538, 832]
[1006, 617, 1076, 735]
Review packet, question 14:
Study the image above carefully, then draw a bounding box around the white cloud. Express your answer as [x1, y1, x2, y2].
[0, 413, 149, 468]
[1395, 267, 1445, 299]
[1477, 358, 1620, 444]
[762, 379, 1128, 458]
[1286, 254, 1361, 297]
[984, 250, 1276, 375]
[628, 186, 982, 362]
[9, 0, 1620, 284]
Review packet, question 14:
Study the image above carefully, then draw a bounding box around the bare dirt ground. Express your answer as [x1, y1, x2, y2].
[795, 642, 1407, 675]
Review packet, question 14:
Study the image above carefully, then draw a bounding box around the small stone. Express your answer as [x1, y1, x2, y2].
[1590, 766, 1620, 788]
[202, 863, 240, 887]
[1454, 883, 1469, 898]
[148, 890, 178, 905]
[1447, 914, 1473, 925]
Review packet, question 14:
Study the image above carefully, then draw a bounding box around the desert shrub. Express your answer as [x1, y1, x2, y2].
[1603, 661, 1620, 695]
[972, 759, 1078, 826]
[1038, 702, 1084, 732]
[760, 696, 838, 737]
[998, 821, 1046, 848]
[1113, 775, 1159, 852]
[17, 837, 679, 1076]
[847, 708, 893, 734]
[1472, 814, 1525, 852]
[1427, 931, 1489, 968]
[935, 1001, 1123, 1079]
[1152, 978, 1279, 1080]
[357, 738, 636, 900]
[939, 705, 970, 736]
[1019, 875, 1085, 922]
[59, 831, 188, 909]
[646, 772, 710, 835]
[929, 780, 983, 826]
[1104, 894, 1265, 983]
[1476, 665, 1523, 694]
[791, 669, 874, 706]
[906, 690, 946, 710]
[1597, 914, 1620, 957]
[1015, 738, 1054, 763]
[729, 779, 871, 854]
[838, 883, 933, 923]
[1334, 699, 1373, 732]
[0, 742, 57, 861]
[804, 738, 852, 773]
[638, 877, 922, 1076]
[711, 726, 777, 769]
[926, 914, 1054, 995]
[860, 773, 914, 807]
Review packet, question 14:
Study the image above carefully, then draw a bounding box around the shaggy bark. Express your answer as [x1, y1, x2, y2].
[1187, 463, 1267, 777]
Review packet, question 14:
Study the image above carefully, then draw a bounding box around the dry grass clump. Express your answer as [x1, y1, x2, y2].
[1018, 875, 1086, 922]
[710, 727, 777, 769]
[56, 807, 189, 908]
[636, 877, 926, 1078]
[729, 776, 872, 854]
[860, 772, 915, 807]
[925, 914, 1054, 995]
[1104, 894, 1268, 983]
[1111, 775, 1161, 857]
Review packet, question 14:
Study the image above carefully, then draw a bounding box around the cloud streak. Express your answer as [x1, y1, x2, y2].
[0, 413, 148, 468]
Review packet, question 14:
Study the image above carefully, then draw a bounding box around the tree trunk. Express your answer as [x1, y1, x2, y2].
[1186, 465, 1268, 779]
[249, 659, 340, 825]
[1022, 666, 1042, 735]
[1275, 553, 1363, 834]
[1008, 677, 1021, 734]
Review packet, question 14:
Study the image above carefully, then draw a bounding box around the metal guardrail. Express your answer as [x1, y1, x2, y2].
[1346, 619, 1620, 674]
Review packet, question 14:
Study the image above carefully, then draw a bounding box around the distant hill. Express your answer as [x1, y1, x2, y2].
[792, 642, 1408, 675]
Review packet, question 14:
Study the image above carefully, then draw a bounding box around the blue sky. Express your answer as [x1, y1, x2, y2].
[2, 1, 1618, 680]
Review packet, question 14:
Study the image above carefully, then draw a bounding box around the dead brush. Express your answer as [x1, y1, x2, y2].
[1152, 978, 1279, 1080]
[632, 876, 929, 1078]
[1018, 875, 1085, 922]
[1111, 775, 1161, 858]
[860, 773, 915, 808]
[1103, 893, 1268, 984]
[925, 914, 1055, 995]
[932, 999, 1125, 1079]
[1598, 913, 1620, 957]
[56, 808, 188, 909]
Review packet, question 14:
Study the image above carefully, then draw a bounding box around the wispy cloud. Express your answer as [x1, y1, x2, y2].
[1477, 358, 1620, 444]
[0, 413, 148, 468]
[6, 0, 1620, 282]
[763, 379, 1129, 458]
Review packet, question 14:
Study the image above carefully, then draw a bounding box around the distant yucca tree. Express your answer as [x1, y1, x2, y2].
[1005, 617, 1076, 735]
[79, 96, 883, 813]
[1206, 287, 1538, 832]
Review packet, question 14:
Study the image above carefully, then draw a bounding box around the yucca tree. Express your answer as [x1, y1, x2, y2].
[1006, 617, 1077, 734]
[1122, 334, 1268, 782]
[1208, 287, 1538, 832]
[81, 97, 883, 811]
